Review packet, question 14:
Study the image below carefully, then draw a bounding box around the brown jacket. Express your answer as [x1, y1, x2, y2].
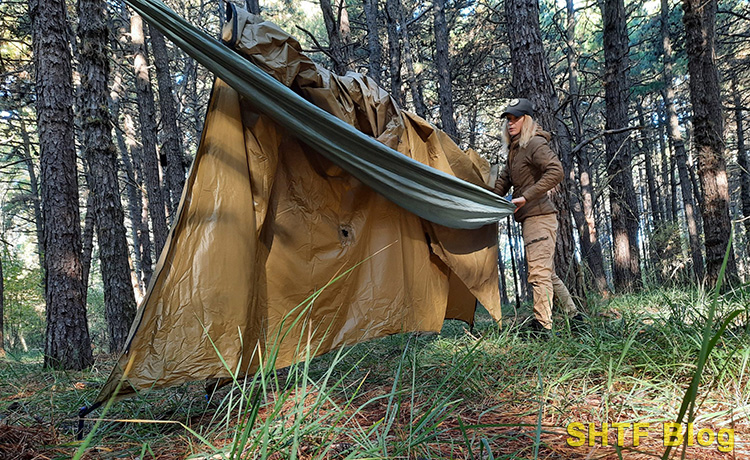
[493, 130, 563, 222]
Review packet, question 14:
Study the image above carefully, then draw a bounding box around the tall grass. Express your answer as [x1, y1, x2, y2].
[4, 256, 749, 458]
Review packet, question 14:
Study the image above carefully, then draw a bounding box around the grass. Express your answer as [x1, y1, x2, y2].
[1, 286, 749, 459]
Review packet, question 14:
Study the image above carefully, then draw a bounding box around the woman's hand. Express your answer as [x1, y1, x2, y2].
[511, 196, 527, 213]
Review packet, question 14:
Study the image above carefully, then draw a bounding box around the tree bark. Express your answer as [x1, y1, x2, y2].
[637, 103, 667, 282]
[505, 0, 584, 299]
[637, 104, 662, 225]
[17, 116, 45, 270]
[498, 224, 509, 307]
[669, 95, 705, 284]
[0, 256, 4, 358]
[124, 113, 155, 286]
[658, 105, 673, 222]
[149, 25, 186, 219]
[320, 0, 354, 75]
[30, 0, 93, 370]
[733, 73, 750, 257]
[78, 0, 138, 353]
[80, 189, 95, 297]
[131, 12, 169, 257]
[682, 0, 738, 285]
[433, 0, 458, 139]
[364, 0, 382, 86]
[110, 19, 152, 293]
[384, 0, 403, 106]
[566, 0, 607, 294]
[399, 2, 427, 118]
[601, 0, 642, 292]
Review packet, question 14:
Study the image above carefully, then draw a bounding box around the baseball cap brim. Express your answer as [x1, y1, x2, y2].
[502, 98, 534, 118]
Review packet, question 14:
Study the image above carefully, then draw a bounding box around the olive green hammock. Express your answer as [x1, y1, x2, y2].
[124, 0, 514, 229]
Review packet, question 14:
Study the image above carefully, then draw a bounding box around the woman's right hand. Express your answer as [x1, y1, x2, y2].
[511, 196, 527, 213]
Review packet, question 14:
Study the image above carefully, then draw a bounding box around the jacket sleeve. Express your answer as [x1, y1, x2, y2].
[521, 140, 563, 202]
[493, 163, 511, 196]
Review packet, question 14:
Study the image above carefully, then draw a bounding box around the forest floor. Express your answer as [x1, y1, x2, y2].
[1, 287, 749, 460]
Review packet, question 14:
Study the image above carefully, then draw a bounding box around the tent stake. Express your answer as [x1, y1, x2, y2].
[76, 402, 103, 440]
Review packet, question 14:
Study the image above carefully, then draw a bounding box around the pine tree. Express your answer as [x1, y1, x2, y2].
[30, 0, 93, 370]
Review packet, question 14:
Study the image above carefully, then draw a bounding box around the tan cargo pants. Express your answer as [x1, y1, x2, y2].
[522, 213, 577, 329]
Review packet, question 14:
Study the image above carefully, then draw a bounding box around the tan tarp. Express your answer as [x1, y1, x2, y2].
[95, 6, 506, 404]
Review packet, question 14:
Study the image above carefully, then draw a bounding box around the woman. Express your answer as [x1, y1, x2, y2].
[493, 98, 579, 333]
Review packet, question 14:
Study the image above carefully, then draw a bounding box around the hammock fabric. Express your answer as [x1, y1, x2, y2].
[93, 2, 512, 404]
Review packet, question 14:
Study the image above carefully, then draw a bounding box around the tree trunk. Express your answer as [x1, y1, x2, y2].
[733, 73, 750, 257]
[149, 25, 186, 219]
[17, 116, 45, 270]
[673, 114, 705, 282]
[245, 0, 260, 14]
[508, 217, 530, 304]
[384, 0, 403, 106]
[131, 13, 169, 257]
[637, 103, 667, 282]
[601, 0, 642, 292]
[364, 0, 382, 86]
[433, 0, 458, 140]
[320, 0, 354, 75]
[80, 190, 95, 297]
[0, 255, 4, 358]
[566, 0, 607, 294]
[124, 113, 155, 286]
[30, 0, 93, 370]
[637, 104, 662, 225]
[505, 0, 585, 300]
[110, 19, 152, 293]
[498, 224, 509, 307]
[658, 105, 674, 222]
[110, 72, 146, 297]
[78, 0, 138, 353]
[399, 2, 427, 118]
[682, 0, 738, 286]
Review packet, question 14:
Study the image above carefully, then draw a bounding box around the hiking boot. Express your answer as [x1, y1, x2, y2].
[519, 318, 553, 340]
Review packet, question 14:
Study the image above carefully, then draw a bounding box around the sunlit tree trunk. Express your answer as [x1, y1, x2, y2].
[149, 25, 186, 219]
[78, 0, 138, 352]
[131, 12, 169, 257]
[30, 0, 93, 370]
[124, 113, 155, 286]
[320, 0, 354, 75]
[110, 19, 152, 293]
[433, 0, 458, 139]
[505, 0, 584, 299]
[601, 0, 642, 292]
[566, 0, 607, 294]
[682, 0, 738, 285]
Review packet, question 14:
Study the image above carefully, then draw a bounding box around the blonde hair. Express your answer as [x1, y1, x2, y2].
[505, 115, 540, 149]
